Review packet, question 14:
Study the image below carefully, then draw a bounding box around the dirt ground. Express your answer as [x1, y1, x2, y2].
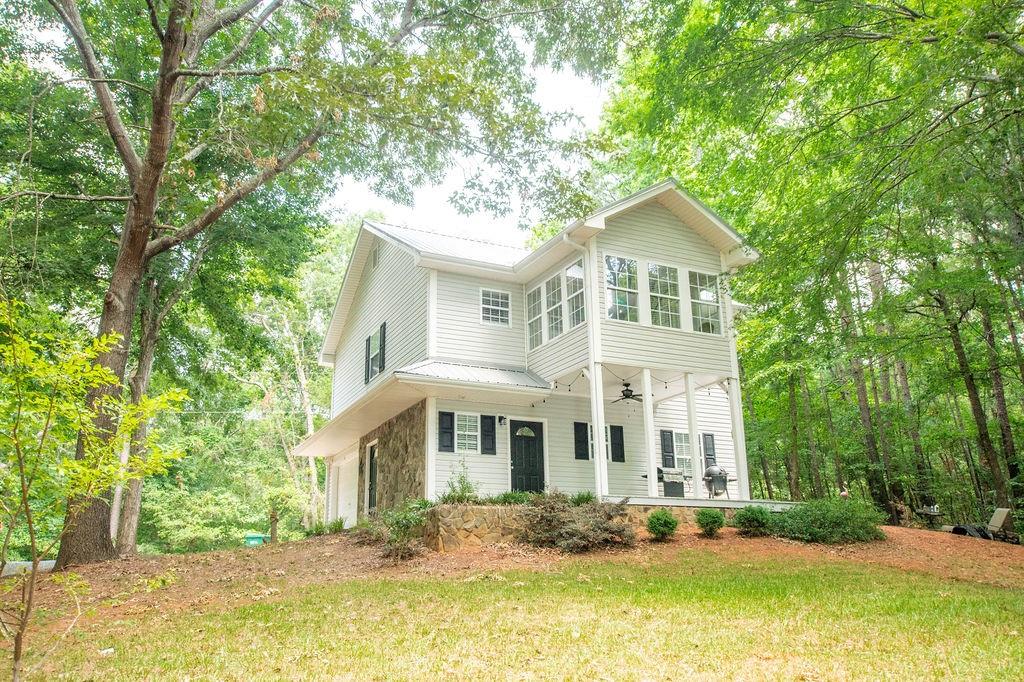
[24, 525, 1024, 631]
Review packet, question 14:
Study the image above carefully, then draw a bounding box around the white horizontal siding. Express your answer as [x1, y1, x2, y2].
[431, 395, 651, 499]
[331, 238, 428, 416]
[596, 201, 733, 374]
[434, 272, 526, 366]
[653, 387, 739, 499]
[525, 253, 590, 381]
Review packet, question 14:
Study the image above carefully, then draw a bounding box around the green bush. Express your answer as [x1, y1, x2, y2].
[569, 490, 597, 506]
[771, 499, 885, 544]
[482, 490, 534, 505]
[304, 521, 327, 537]
[380, 499, 433, 560]
[646, 509, 679, 541]
[733, 505, 772, 537]
[327, 518, 346, 534]
[696, 509, 725, 538]
[518, 492, 635, 553]
[438, 467, 478, 504]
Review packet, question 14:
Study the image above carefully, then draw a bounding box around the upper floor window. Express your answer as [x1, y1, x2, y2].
[649, 263, 681, 329]
[480, 289, 510, 326]
[545, 274, 563, 340]
[565, 259, 585, 328]
[689, 272, 721, 334]
[369, 242, 380, 270]
[526, 287, 543, 350]
[364, 322, 385, 383]
[605, 255, 638, 322]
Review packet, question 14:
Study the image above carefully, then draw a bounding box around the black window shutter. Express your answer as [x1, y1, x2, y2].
[481, 415, 496, 455]
[702, 433, 717, 467]
[438, 412, 455, 452]
[610, 425, 625, 462]
[363, 335, 371, 384]
[573, 422, 589, 460]
[660, 430, 675, 467]
[378, 322, 386, 371]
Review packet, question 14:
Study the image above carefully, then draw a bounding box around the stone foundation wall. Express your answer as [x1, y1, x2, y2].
[357, 400, 426, 517]
[423, 501, 740, 551]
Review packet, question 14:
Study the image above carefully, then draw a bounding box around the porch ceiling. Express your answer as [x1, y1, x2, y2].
[548, 363, 727, 404]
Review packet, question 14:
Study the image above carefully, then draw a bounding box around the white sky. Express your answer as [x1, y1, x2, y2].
[324, 67, 609, 248]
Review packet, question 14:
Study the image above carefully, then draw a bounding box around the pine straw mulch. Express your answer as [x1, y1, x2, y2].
[18, 524, 1024, 635]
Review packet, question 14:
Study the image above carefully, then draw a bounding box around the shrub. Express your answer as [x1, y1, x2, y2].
[733, 505, 772, 537]
[380, 499, 432, 560]
[349, 515, 386, 545]
[482, 490, 534, 505]
[569, 490, 597, 506]
[646, 509, 679, 541]
[304, 521, 327, 537]
[771, 498, 885, 544]
[696, 509, 725, 538]
[518, 492, 635, 553]
[327, 518, 347, 534]
[438, 467, 478, 504]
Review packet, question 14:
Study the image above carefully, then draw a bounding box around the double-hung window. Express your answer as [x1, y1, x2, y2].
[480, 289, 510, 326]
[689, 272, 721, 334]
[673, 432, 693, 476]
[364, 322, 385, 383]
[605, 255, 638, 322]
[545, 274, 563, 340]
[565, 259, 585, 329]
[526, 287, 543, 350]
[455, 413, 480, 454]
[649, 263, 681, 329]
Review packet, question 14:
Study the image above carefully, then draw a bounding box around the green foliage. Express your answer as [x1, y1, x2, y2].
[569, 491, 597, 506]
[771, 500, 885, 545]
[349, 515, 387, 546]
[481, 491, 534, 505]
[327, 519, 346, 534]
[380, 499, 433, 560]
[305, 521, 327, 538]
[438, 466, 479, 505]
[733, 506, 772, 538]
[518, 491, 635, 553]
[695, 509, 725, 538]
[646, 509, 679, 541]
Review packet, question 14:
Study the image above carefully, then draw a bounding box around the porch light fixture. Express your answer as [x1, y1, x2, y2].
[498, 416, 506, 426]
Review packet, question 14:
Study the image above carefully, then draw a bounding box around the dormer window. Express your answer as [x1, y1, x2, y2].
[689, 272, 721, 334]
[480, 289, 510, 326]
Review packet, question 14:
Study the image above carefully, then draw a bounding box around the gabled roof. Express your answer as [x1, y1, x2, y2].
[319, 179, 758, 363]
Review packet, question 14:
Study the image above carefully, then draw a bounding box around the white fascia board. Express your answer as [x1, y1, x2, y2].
[394, 373, 552, 395]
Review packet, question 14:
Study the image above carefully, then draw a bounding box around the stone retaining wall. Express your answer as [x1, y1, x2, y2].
[423, 501, 740, 551]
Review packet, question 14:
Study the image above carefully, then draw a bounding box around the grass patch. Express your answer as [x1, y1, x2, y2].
[32, 552, 1024, 680]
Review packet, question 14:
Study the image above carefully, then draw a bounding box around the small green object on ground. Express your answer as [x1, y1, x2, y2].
[243, 533, 270, 546]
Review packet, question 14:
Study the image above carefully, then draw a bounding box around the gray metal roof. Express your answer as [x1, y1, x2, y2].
[394, 359, 550, 390]
[365, 220, 531, 267]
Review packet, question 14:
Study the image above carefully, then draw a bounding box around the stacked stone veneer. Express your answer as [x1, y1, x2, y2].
[357, 400, 425, 517]
[423, 502, 739, 551]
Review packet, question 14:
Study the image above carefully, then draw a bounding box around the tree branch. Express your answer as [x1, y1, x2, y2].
[197, 0, 264, 42]
[0, 191, 132, 205]
[144, 123, 326, 257]
[145, 0, 165, 42]
[173, 65, 295, 78]
[47, 0, 142, 181]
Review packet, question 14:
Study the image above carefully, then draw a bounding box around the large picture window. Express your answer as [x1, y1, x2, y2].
[480, 289, 510, 326]
[689, 272, 721, 334]
[545, 274, 563, 340]
[456, 413, 480, 454]
[526, 287, 543, 350]
[605, 255, 638, 322]
[566, 259, 586, 328]
[649, 263, 681, 329]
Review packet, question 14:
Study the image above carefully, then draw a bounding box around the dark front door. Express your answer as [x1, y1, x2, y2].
[510, 421, 544, 493]
[367, 444, 378, 511]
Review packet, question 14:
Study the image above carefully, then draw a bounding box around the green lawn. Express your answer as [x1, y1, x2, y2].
[40, 551, 1024, 680]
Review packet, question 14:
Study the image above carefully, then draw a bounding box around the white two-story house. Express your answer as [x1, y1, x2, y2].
[294, 180, 760, 525]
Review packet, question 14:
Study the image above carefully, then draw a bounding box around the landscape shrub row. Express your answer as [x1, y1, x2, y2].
[729, 499, 884, 544]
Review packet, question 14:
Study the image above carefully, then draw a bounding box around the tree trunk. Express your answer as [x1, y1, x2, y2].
[979, 299, 1020, 502]
[284, 317, 323, 526]
[936, 291, 1011, 507]
[895, 359, 934, 506]
[786, 370, 803, 501]
[799, 371, 824, 497]
[821, 382, 846, 492]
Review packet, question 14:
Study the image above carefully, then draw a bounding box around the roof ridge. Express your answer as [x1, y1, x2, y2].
[368, 220, 530, 252]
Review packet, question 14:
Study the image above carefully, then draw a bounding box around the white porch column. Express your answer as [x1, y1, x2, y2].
[727, 377, 751, 499]
[589, 362, 609, 496]
[424, 396, 437, 500]
[683, 372, 701, 498]
[641, 368, 659, 497]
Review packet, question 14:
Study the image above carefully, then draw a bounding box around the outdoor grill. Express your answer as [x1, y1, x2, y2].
[702, 465, 732, 498]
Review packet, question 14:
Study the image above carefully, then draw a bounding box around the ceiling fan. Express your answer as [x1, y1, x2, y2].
[612, 382, 642, 403]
